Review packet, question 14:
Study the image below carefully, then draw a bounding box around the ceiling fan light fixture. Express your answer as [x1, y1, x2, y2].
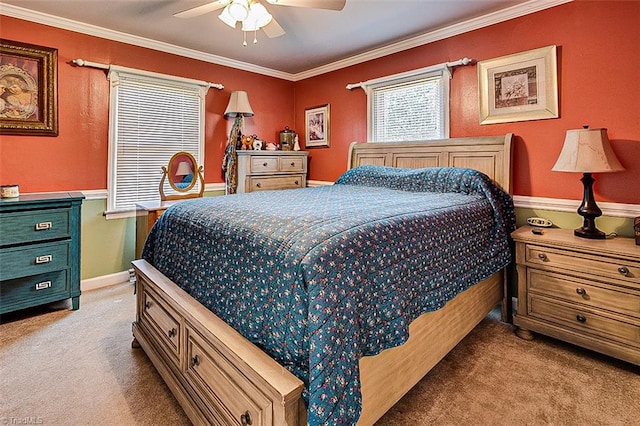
[218, 6, 238, 28]
[228, 0, 250, 21]
[242, 3, 272, 31]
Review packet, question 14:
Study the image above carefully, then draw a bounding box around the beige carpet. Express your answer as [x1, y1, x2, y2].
[1, 282, 638, 425]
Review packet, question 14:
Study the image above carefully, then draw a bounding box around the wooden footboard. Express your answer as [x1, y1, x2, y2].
[358, 271, 502, 425]
[132, 259, 503, 425]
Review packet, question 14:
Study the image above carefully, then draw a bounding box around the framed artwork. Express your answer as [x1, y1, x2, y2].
[0, 39, 58, 136]
[305, 103, 330, 148]
[478, 45, 558, 125]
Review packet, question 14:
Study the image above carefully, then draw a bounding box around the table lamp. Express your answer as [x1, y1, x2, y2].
[552, 126, 624, 239]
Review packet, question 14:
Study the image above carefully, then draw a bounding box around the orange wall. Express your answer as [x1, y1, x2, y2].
[295, 0, 639, 205]
[1, 1, 638, 205]
[0, 16, 295, 192]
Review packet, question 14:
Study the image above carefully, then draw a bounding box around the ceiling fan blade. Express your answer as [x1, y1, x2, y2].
[262, 17, 286, 38]
[173, 1, 228, 19]
[265, 0, 346, 11]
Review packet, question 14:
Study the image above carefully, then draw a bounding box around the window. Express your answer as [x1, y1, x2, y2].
[365, 65, 450, 142]
[106, 67, 208, 216]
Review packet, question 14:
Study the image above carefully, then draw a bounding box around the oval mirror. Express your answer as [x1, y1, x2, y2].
[167, 151, 197, 192]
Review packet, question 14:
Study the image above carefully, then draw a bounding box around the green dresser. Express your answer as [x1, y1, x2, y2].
[0, 192, 84, 314]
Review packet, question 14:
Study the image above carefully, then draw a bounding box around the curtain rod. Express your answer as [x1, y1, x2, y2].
[346, 57, 473, 90]
[71, 58, 224, 90]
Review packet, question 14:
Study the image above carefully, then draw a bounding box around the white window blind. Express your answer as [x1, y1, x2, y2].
[349, 62, 456, 142]
[107, 69, 207, 215]
[371, 75, 445, 142]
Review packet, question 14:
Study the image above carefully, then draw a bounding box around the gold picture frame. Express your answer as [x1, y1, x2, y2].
[478, 45, 558, 125]
[305, 103, 330, 148]
[0, 39, 58, 136]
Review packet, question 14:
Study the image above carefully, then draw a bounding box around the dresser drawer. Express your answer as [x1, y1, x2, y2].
[528, 295, 640, 347]
[279, 156, 305, 173]
[525, 244, 640, 283]
[0, 241, 70, 281]
[140, 288, 181, 365]
[528, 269, 640, 319]
[250, 156, 280, 174]
[0, 270, 69, 314]
[185, 325, 272, 426]
[246, 175, 304, 192]
[0, 208, 71, 246]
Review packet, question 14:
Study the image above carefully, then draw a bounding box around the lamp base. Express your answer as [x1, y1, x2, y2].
[574, 226, 606, 239]
[574, 172, 606, 240]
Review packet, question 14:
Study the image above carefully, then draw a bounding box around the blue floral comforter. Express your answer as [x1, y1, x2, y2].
[142, 166, 515, 425]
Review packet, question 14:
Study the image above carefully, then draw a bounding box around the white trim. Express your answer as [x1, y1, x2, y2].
[513, 195, 640, 218]
[292, 0, 573, 80]
[2, 0, 572, 81]
[81, 270, 130, 292]
[80, 189, 108, 200]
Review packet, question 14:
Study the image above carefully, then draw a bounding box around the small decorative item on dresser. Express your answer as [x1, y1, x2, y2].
[0, 184, 19, 198]
[635, 216, 640, 245]
[279, 126, 296, 151]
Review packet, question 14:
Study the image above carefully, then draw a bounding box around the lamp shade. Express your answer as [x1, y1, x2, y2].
[224, 90, 254, 118]
[552, 128, 624, 173]
[175, 161, 193, 176]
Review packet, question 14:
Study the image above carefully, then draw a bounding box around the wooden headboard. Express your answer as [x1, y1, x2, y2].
[347, 134, 513, 193]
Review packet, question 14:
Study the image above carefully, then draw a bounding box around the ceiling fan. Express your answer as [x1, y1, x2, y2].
[174, 0, 346, 44]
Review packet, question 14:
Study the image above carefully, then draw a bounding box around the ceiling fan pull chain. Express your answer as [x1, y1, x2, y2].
[254, 30, 258, 44]
[243, 31, 248, 46]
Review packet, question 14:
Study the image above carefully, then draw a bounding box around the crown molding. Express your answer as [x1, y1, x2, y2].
[0, 2, 292, 80]
[2, 0, 572, 82]
[292, 0, 573, 80]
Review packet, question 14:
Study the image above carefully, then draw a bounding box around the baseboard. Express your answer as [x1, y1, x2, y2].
[81, 270, 132, 292]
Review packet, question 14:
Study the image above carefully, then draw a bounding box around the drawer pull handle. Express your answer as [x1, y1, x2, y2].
[576, 314, 587, 323]
[240, 411, 253, 426]
[35, 281, 52, 290]
[576, 287, 586, 296]
[263, 162, 268, 167]
[537, 253, 547, 261]
[191, 355, 200, 367]
[35, 255, 52, 264]
[144, 301, 151, 310]
[617, 266, 629, 276]
[256, 183, 261, 188]
[35, 221, 52, 230]
[294, 180, 299, 185]
[290, 162, 295, 167]
[167, 328, 176, 338]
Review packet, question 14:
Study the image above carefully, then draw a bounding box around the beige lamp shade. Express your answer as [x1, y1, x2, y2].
[224, 91, 254, 118]
[552, 128, 624, 173]
[175, 161, 193, 176]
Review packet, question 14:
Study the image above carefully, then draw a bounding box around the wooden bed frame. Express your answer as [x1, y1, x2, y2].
[132, 134, 513, 426]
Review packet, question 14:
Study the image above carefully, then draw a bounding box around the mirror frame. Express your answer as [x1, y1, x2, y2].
[159, 151, 204, 201]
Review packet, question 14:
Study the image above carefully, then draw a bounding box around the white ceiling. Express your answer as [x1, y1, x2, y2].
[1, 0, 566, 78]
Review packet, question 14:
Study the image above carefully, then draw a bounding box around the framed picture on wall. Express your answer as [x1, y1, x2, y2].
[478, 45, 558, 125]
[0, 39, 58, 136]
[305, 103, 330, 148]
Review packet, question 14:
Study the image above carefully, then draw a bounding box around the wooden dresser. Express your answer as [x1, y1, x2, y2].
[237, 151, 308, 193]
[512, 226, 640, 365]
[0, 192, 84, 314]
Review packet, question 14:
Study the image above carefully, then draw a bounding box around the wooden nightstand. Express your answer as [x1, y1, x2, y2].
[512, 226, 640, 365]
[236, 151, 308, 193]
[135, 200, 181, 259]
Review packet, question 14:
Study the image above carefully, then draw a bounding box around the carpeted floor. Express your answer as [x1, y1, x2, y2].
[1, 282, 638, 425]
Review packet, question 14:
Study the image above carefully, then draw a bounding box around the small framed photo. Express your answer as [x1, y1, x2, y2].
[305, 103, 330, 148]
[1, 39, 58, 136]
[478, 45, 558, 125]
